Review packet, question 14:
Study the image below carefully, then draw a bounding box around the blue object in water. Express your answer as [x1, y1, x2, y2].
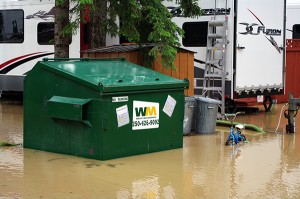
[225, 125, 247, 146]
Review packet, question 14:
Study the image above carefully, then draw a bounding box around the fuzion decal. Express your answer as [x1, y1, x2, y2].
[239, 9, 281, 53]
[132, 101, 159, 130]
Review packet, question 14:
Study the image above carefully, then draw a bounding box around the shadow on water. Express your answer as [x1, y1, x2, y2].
[1, 102, 300, 198]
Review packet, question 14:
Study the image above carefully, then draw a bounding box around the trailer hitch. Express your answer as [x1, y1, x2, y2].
[285, 93, 300, 133]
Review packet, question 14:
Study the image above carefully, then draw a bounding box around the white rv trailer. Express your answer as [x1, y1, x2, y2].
[0, 0, 286, 105]
[0, 0, 121, 93]
[0, 0, 80, 92]
[164, 0, 286, 113]
[286, 1, 300, 39]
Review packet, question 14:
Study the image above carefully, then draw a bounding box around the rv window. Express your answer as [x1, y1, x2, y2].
[182, 22, 208, 47]
[38, 22, 54, 45]
[292, 24, 300, 39]
[0, 9, 24, 43]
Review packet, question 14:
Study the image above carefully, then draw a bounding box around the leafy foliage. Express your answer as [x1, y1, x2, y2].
[176, 0, 202, 18]
[56, 0, 201, 68]
[107, 0, 201, 68]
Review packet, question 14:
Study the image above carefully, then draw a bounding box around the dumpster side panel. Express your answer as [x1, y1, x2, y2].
[24, 64, 103, 160]
[24, 60, 187, 160]
[100, 90, 184, 160]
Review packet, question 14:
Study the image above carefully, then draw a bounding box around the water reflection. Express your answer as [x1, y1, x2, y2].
[20, 147, 183, 199]
[1, 103, 300, 198]
[0, 103, 23, 144]
[0, 146, 23, 175]
[131, 175, 160, 199]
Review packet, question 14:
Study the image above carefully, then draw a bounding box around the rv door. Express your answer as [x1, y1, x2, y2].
[235, 0, 285, 95]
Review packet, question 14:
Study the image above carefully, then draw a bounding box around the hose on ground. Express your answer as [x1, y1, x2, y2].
[275, 103, 288, 133]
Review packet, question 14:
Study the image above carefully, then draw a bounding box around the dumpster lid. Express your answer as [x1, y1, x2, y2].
[41, 58, 189, 94]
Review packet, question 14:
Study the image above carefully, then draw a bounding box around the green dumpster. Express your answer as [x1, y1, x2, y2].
[23, 58, 189, 160]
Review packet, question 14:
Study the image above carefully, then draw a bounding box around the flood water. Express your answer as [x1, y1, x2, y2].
[1, 102, 300, 198]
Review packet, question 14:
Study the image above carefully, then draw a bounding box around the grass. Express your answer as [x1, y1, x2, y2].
[0, 140, 18, 147]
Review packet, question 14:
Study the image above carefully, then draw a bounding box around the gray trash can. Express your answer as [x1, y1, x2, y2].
[196, 97, 221, 134]
[183, 97, 196, 135]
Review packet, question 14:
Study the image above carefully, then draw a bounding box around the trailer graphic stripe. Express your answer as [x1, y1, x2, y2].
[0, 52, 43, 70]
[0, 52, 54, 74]
[247, 9, 265, 26]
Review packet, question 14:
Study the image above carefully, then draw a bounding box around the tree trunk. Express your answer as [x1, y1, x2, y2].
[54, 0, 71, 58]
[89, 0, 107, 48]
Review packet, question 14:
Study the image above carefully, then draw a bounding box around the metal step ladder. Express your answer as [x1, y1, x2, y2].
[202, 19, 228, 115]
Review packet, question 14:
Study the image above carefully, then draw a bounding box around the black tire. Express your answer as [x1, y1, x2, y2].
[263, 95, 273, 112]
[239, 135, 246, 142]
[225, 138, 233, 146]
[225, 98, 237, 113]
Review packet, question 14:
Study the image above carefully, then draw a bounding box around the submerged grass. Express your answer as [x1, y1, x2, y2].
[0, 140, 18, 147]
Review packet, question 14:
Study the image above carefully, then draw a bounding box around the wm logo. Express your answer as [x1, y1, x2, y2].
[135, 106, 157, 117]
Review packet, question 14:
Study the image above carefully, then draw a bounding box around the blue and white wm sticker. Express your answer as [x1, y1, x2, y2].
[132, 101, 159, 130]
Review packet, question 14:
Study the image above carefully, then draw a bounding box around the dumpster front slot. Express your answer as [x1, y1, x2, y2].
[47, 96, 92, 126]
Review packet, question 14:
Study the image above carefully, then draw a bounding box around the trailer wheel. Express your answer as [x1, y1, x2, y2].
[263, 95, 273, 112]
[225, 98, 237, 113]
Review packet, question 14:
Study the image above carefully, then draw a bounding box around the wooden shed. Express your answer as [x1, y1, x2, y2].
[82, 44, 195, 96]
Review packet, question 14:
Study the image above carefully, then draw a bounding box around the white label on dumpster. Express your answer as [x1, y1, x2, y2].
[116, 105, 130, 127]
[112, 96, 128, 102]
[163, 95, 176, 117]
[132, 101, 159, 130]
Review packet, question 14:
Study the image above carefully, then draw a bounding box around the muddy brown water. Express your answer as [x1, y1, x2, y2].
[1, 102, 300, 198]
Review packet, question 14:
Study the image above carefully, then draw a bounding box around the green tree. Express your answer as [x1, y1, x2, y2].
[88, 0, 107, 48]
[54, 0, 71, 58]
[55, 0, 202, 68]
